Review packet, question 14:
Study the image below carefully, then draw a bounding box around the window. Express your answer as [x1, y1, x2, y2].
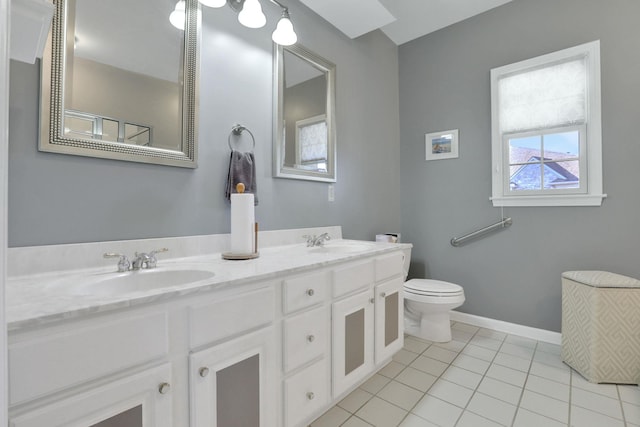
[490, 41, 605, 206]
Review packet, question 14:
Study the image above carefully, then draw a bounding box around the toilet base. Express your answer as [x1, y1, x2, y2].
[404, 310, 453, 343]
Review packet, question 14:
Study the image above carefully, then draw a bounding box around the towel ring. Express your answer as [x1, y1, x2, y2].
[228, 124, 256, 152]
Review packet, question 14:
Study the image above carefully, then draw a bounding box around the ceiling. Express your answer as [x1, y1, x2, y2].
[299, 0, 513, 45]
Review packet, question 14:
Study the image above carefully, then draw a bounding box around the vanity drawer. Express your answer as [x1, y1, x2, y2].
[283, 271, 329, 314]
[375, 252, 405, 282]
[9, 312, 168, 406]
[189, 286, 275, 348]
[332, 260, 374, 297]
[283, 306, 328, 372]
[284, 358, 329, 427]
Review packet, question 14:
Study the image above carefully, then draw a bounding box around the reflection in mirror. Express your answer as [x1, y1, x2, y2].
[273, 44, 336, 182]
[39, 0, 199, 168]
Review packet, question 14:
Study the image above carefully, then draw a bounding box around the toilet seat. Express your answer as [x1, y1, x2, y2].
[404, 279, 464, 297]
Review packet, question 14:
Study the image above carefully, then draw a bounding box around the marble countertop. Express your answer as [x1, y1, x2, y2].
[7, 239, 411, 332]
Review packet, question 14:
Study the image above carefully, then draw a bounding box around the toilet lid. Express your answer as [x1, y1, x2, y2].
[404, 279, 463, 296]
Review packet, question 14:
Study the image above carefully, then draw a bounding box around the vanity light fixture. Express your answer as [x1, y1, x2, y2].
[200, 0, 298, 46]
[169, 0, 186, 30]
[271, 8, 297, 45]
[238, 0, 267, 28]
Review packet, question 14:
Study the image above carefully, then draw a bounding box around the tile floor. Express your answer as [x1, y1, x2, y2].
[309, 321, 640, 427]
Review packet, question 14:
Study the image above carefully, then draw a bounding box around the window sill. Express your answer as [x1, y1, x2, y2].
[491, 193, 607, 207]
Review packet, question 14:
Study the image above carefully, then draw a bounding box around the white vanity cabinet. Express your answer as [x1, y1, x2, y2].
[332, 252, 406, 398]
[187, 285, 278, 427]
[9, 364, 173, 427]
[8, 309, 173, 427]
[7, 243, 410, 427]
[190, 327, 277, 427]
[281, 271, 331, 427]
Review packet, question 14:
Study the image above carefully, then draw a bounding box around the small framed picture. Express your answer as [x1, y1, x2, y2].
[425, 129, 459, 161]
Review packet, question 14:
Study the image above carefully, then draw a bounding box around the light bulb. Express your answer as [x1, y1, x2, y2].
[272, 15, 297, 46]
[238, 0, 266, 28]
[199, 0, 226, 7]
[169, 0, 186, 30]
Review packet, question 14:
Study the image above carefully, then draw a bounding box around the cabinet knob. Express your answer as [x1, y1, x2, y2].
[370, 298, 375, 304]
[380, 292, 386, 298]
[306, 392, 315, 400]
[307, 289, 315, 297]
[307, 334, 315, 343]
[199, 367, 210, 378]
[158, 382, 171, 394]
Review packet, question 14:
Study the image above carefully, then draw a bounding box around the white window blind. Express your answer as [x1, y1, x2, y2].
[498, 58, 586, 134]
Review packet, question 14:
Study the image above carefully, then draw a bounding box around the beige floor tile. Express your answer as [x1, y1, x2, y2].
[378, 380, 423, 411]
[359, 374, 391, 395]
[342, 416, 374, 427]
[411, 395, 463, 427]
[467, 392, 517, 426]
[519, 390, 568, 423]
[440, 365, 483, 390]
[338, 388, 374, 414]
[394, 366, 437, 392]
[525, 374, 569, 402]
[398, 413, 439, 427]
[422, 345, 458, 364]
[392, 349, 419, 365]
[456, 411, 503, 427]
[513, 408, 566, 427]
[427, 379, 473, 408]
[403, 337, 430, 354]
[409, 355, 448, 376]
[378, 361, 405, 379]
[355, 396, 407, 427]
[477, 376, 523, 405]
[310, 406, 351, 427]
[570, 405, 625, 427]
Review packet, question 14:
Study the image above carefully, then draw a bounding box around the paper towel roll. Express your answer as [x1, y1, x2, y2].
[230, 193, 255, 254]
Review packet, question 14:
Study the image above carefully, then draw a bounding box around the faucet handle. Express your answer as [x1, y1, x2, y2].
[302, 235, 315, 247]
[103, 252, 131, 272]
[147, 248, 169, 268]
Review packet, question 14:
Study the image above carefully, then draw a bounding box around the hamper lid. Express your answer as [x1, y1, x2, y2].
[562, 271, 640, 288]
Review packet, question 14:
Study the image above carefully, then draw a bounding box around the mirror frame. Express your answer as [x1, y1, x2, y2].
[39, 0, 200, 168]
[273, 44, 336, 182]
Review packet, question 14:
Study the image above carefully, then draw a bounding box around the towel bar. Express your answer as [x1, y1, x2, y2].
[450, 217, 512, 247]
[228, 124, 256, 152]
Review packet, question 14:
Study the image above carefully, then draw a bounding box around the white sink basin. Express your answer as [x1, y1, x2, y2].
[309, 241, 376, 254]
[50, 267, 216, 297]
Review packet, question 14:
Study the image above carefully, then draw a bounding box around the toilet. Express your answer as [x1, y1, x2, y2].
[403, 278, 465, 342]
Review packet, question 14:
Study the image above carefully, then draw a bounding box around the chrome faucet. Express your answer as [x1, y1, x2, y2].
[132, 248, 169, 270]
[303, 233, 331, 247]
[104, 248, 168, 271]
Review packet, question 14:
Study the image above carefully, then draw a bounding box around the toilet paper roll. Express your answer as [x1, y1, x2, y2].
[230, 193, 255, 254]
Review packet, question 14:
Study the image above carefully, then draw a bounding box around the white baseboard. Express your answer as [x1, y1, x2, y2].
[450, 311, 561, 345]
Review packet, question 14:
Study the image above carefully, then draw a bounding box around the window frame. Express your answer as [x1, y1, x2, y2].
[490, 40, 605, 207]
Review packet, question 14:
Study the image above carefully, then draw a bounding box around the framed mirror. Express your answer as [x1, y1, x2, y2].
[273, 44, 336, 182]
[39, 0, 199, 168]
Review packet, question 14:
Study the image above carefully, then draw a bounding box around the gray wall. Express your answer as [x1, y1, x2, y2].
[399, 0, 640, 331]
[8, 1, 401, 247]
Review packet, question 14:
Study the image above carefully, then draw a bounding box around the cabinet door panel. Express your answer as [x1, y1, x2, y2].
[332, 290, 374, 397]
[190, 327, 277, 427]
[375, 277, 404, 363]
[9, 364, 172, 427]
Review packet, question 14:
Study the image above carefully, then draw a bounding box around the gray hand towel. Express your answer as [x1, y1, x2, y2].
[225, 150, 258, 205]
